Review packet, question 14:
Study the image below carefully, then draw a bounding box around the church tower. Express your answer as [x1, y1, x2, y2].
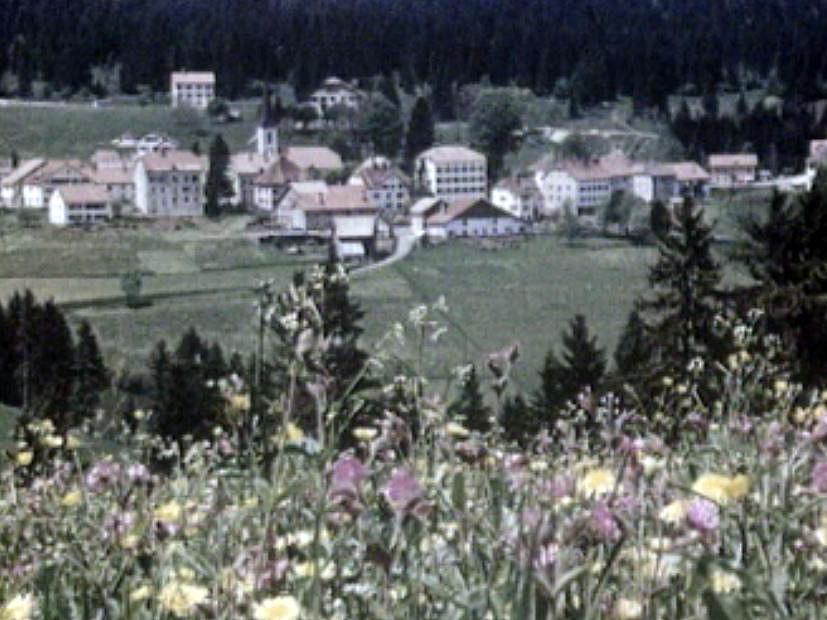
[256, 86, 279, 160]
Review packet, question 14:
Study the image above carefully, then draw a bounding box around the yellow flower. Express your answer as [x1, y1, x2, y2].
[157, 581, 209, 618]
[129, 585, 153, 603]
[659, 500, 689, 525]
[577, 468, 616, 497]
[252, 595, 301, 620]
[710, 569, 741, 594]
[120, 534, 140, 550]
[14, 452, 33, 467]
[445, 422, 470, 438]
[40, 435, 63, 449]
[284, 423, 304, 442]
[640, 455, 664, 476]
[153, 500, 182, 524]
[0, 594, 35, 620]
[614, 597, 643, 619]
[293, 561, 335, 580]
[352, 427, 378, 441]
[65, 434, 82, 449]
[229, 393, 251, 411]
[692, 473, 750, 504]
[61, 489, 83, 508]
[176, 567, 196, 582]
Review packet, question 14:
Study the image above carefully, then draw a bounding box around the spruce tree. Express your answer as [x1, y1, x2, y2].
[205, 134, 232, 217]
[639, 197, 723, 378]
[500, 395, 535, 445]
[447, 365, 491, 433]
[72, 320, 109, 419]
[0, 303, 16, 405]
[405, 96, 435, 166]
[611, 309, 653, 394]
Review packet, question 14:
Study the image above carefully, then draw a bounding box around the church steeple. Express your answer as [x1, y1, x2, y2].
[256, 85, 279, 159]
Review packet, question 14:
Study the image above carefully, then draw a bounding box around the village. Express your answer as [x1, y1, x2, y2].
[2, 70, 827, 263]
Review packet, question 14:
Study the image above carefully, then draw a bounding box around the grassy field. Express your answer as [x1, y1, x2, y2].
[0, 101, 263, 159]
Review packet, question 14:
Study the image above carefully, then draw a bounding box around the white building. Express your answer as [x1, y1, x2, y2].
[49, 184, 112, 226]
[308, 77, 365, 116]
[252, 159, 302, 213]
[425, 197, 527, 240]
[170, 71, 216, 109]
[410, 197, 448, 237]
[708, 153, 758, 186]
[300, 185, 378, 249]
[491, 175, 543, 221]
[348, 157, 411, 211]
[112, 133, 180, 160]
[1, 158, 46, 208]
[414, 145, 487, 202]
[133, 150, 205, 217]
[92, 165, 135, 205]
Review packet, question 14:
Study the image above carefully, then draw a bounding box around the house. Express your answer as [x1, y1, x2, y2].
[92, 165, 135, 205]
[90, 149, 125, 170]
[48, 184, 112, 226]
[650, 162, 710, 203]
[22, 159, 95, 209]
[251, 159, 302, 213]
[708, 153, 758, 185]
[414, 145, 488, 202]
[133, 150, 205, 217]
[112, 133, 180, 159]
[299, 185, 378, 253]
[231, 153, 271, 208]
[347, 157, 411, 211]
[308, 77, 365, 116]
[491, 175, 543, 221]
[1, 158, 47, 208]
[410, 197, 448, 237]
[170, 71, 216, 109]
[424, 197, 527, 240]
[806, 140, 827, 174]
[282, 146, 344, 180]
[532, 158, 613, 219]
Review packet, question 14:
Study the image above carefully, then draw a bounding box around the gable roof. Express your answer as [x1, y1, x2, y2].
[54, 184, 110, 204]
[27, 159, 93, 185]
[283, 146, 343, 171]
[92, 166, 134, 185]
[357, 165, 410, 189]
[428, 198, 517, 225]
[138, 150, 204, 173]
[253, 158, 301, 186]
[1, 158, 47, 186]
[417, 145, 486, 163]
[410, 196, 445, 216]
[708, 153, 758, 168]
[230, 152, 270, 177]
[299, 185, 375, 212]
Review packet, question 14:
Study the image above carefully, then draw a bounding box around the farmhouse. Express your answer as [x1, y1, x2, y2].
[308, 77, 365, 116]
[491, 175, 543, 221]
[1, 158, 47, 208]
[348, 157, 411, 211]
[133, 150, 205, 217]
[22, 159, 95, 209]
[425, 197, 526, 240]
[414, 145, 488, 202]
[708, 153, 758, 186]
[48, 184, 112, 226]
[170, 71, 216, 109]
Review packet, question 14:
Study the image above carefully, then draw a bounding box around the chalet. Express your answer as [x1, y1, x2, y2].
[424, 197, 527, 240]
[308, 77, 365, 116]
[1, 158, 47, 208]
[48, 184, 112, 226]
[806, 140, 827, 174]
[491, 175, 542, 221]
[170, 71, 216, 109]
[414, 146, 487, 202]
[348, 157, 411, 211]
[22, 159, 95, 209]
[708, 153, 758, 186]
[133, 150, 205, 217]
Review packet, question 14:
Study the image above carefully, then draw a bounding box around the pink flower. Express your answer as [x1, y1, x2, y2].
[329, 455, 368, 515]
[811, 461, 827, 493]
[591, 502, 621, 542]
[686, 498, 719, 534]
[384, 468, 430, 519]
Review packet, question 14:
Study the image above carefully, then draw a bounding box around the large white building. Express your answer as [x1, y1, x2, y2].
[414, 145, 487, 202]
[133, 150, 205, 217]
[48, 184, 112, 226]
[348, 157, 411, 211]
[308, 77, 365, 116]
[170, 71, 216, 109]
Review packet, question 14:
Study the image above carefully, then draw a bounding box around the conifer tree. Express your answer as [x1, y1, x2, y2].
[639, 197, 723, 378]
[72, 320, 109, 419]
[448, 365, 491, 433]
[500, 394, 535, 445]
[405, 96, 435, 166]
[611, 309, 654, 394]
[205, 134, 232, 217]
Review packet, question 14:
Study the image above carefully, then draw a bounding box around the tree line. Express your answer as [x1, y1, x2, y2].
[3, 0, 827, 113]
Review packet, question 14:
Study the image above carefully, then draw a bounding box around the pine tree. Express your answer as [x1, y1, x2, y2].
[72, 320, 109, 419]
[404, 96, 435, 166]
[205, 134, 232, 217]
[447, 365, 491, 433]
[29, 301, 75, 426]
[0, 303, 16, 406]
[639, 198, 723, 378]
[612, 309, 653, 394]
[650, 201, 672, 240]
[500, 395, 535, 445]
